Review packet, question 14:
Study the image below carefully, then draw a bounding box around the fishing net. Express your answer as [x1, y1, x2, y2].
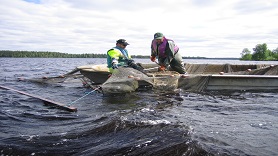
[24, 63, 278, 94]
[147, 71, 180, 90]
[178, 75, 211, 92]
[101, 67, 149, 94]
[184, 63, 271, 74]
[101, 67, 180, 94]
[26, 68, 83, 84]
[25, 64, 110, 85]
[178, 64, 278, 92]
[225, 65, 278, 75]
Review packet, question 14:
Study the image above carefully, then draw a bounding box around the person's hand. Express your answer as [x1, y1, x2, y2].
[150, 56, 156, 62]
[112, 63, 118, 69]
[158, 65, 166, 71]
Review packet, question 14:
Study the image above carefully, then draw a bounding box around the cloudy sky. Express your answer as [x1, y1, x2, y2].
[1, 0, 277, 58]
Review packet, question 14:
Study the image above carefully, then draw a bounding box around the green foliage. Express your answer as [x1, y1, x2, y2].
[240, 48, 252, 60]
[252, 43, 268, 61]
[272, 47, 278, 60]
[240, 54, 252, 60]
[240, 43, 278, 61]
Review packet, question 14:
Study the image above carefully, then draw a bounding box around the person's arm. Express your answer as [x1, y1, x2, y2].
[107, 49, 121, 69]
[151, 47, 157, 57]
[108, 49, 120, 60]
[151, 40, 157, 62]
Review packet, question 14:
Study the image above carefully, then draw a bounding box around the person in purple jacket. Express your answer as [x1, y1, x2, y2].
[150, 32, 186, 74]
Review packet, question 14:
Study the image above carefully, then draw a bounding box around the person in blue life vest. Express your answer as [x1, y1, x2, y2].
[150, 32, 186, 74]
[107, 39, 144, 73]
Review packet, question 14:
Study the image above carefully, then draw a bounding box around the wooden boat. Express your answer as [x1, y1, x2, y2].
[77, 64, 110, 84]
[76, 63, 278, 93]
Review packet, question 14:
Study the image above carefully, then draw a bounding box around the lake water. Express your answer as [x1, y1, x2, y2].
[0, 58, 278, 156]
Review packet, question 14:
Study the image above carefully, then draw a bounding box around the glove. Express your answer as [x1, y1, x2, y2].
[150, 56, 156, 62]
[111, 58, 118, 69]
[158, 65, 166, 71]
[112, 63, 118, 69]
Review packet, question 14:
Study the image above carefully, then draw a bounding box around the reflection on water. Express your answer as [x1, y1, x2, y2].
[0, 58, 278, 155]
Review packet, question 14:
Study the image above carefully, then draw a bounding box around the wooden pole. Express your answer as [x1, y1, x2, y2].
[0, 85, 77, 112]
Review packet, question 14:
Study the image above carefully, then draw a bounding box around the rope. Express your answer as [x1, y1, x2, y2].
[67, 86, 101, 106]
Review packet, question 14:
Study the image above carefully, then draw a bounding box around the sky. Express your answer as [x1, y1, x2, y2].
[0, 0, 277, 58]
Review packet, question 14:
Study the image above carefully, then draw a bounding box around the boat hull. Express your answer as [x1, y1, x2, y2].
[206, 75, 278, 91]
[80, 70, 110, 84]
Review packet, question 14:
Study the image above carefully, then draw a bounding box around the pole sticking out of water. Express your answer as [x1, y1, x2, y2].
[0, 85, 77, 112]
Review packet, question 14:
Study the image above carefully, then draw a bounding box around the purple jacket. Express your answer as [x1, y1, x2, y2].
[151, 37, 179, 58]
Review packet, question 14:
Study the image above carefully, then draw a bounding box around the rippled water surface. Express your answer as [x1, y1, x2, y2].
[0, 58, 278, 156]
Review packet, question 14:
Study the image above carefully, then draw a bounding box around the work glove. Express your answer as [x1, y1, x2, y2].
[111, 58, 118, 69]
[112, 63, 118, 69]
[150, 56, 156, 62]
[158, 65, 166, 71]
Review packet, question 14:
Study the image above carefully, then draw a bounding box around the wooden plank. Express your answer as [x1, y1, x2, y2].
[0, 85, 77, 112]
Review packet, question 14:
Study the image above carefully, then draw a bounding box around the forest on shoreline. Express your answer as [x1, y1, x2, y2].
[0, 50, 236, 60]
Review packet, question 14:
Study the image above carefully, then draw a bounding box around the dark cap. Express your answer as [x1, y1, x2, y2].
[116, 39, 129, 46]
[154, 32, 164, 39]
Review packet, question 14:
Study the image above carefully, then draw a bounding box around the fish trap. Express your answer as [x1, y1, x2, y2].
[148, 71, 180, 90]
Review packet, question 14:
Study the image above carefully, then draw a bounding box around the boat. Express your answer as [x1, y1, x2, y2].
[74, 63, 278, 93]
[77, 64, 110, 84]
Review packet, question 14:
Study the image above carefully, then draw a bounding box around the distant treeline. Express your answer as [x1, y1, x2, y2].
[0, 50, 154, 58]
[0, 50, 238, 59]
[0, 50, 107, 58]
[0, 50, 204, 59]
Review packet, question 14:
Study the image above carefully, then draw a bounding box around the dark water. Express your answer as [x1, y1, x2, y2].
[0, 58, 278, 156]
